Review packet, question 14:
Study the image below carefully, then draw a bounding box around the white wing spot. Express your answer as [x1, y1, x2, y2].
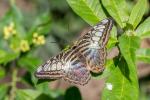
[102, 19, 108, 24]
[37, 66, 42, 72]
[57, 62, 62, 70]
[97, 25, 105, 29]
[99, 29, 104, 32]
[51, 63, 57, 70]
[106, 83, 113, 90]
[92, 36, 99, 41]
[95, 31, 102, 37]
[44, 64, 49, 71]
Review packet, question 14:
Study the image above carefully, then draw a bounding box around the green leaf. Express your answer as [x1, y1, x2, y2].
[11, 4, 23, 22]
[64, 86, 82, 100]
[0, 85, 8, 100]
[16, 89, 42, 100]
[107, 26, 118, 49]
[0, 67, 5, 78]
[102, 35, 140, 100]
[136, 48, 150, 64]
[107, 37, 118, 50]
[29, 13, 51, 34]
[128, 0, 147, 29]
[118, 35, 140, 99]
[102, 0, 129, 28]
[136, 17, 150, 38]
[66, 0, 106, 25]
[18, 56, 42, 73]
[119, 35, 140, 62]
[35, 82, 63, 98]
[102, 57, 136, 100]
[0, 50, 19, 64]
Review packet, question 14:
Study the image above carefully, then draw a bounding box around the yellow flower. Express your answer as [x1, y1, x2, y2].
[3, 22, 17, 39]
[32, 33, 46, 45]
[3, 26, 11, 39]
[20, 40, 30, 52]
[37, 35, 45, 45]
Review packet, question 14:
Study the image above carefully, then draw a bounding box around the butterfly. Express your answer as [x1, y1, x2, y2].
[35, 18, 113, 85]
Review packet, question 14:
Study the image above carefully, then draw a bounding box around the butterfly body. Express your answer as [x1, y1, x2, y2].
[35, 18, 113, 85]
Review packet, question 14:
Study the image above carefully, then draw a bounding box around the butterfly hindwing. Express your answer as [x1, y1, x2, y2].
[62, 49, 90, 85]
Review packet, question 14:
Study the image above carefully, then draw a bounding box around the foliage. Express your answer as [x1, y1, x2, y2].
[0, 0, 150, 100]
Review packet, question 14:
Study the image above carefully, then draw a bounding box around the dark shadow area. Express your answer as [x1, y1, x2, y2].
[23, 72, 33, 86]
[91, 71, 104, 77]
[64, 86, 82, 100]
[36, 94, 54, 100]
[118, 56, 131, 82]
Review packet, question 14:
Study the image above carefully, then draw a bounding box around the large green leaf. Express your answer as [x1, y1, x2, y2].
[102, 57, 136, 100]
[118, 35, 140, 99]
[102, 35, 140, 100]
[136, 48, 150, 64]
[102, 0, 129, 28]
[136, 17, 150, 38]
[66, 0, 106, 25]
[128, 0, 147, 29]
[16, 89, 42, 100]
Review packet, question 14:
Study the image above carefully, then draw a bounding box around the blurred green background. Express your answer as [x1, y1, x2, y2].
[0, 0, 150, 100]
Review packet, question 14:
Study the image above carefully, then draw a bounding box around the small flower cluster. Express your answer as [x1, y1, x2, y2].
[3, 22, 17, 39]
[32, 33, 45, 45]
[2, 22, 46, 53]
[20, 40, 30, 52]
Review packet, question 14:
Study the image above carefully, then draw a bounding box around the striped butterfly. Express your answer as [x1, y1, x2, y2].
[35, 18, 113, 85]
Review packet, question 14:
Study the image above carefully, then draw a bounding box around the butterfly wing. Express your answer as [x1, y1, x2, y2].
[62, 49, 90, 85]
[35, 18, 113, 85]
[35, 52, 65, 79]
[75, 18, 113, 73]
[35, 48, 91, 85]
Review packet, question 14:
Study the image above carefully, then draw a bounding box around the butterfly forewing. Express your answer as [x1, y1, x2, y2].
[35, 18, 113, 85]
[35, 52, 64, 79]
[75, 18, 113, 73]
[35, 48, 91, 85]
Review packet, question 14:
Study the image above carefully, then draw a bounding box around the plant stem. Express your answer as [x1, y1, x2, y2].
[9, 69, 17, 100]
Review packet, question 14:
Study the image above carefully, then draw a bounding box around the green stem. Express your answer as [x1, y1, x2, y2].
[9, 69, 17, 100]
